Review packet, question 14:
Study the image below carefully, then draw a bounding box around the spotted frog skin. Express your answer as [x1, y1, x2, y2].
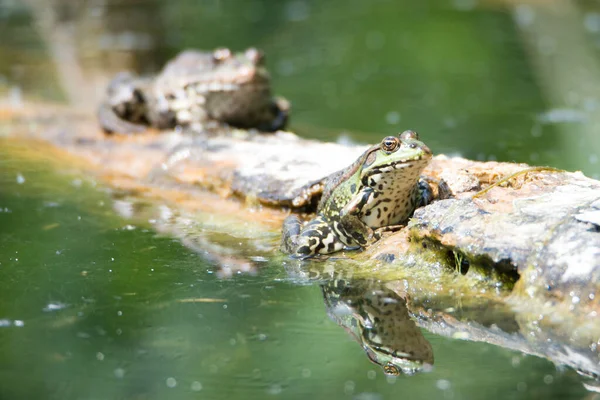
[98, 47, 289, 134]
[322, 279, 434, 375]
[281, 131, 432, 258]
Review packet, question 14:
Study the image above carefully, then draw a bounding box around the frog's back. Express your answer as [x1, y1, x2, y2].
[160, 50, 215, 78]
[317, 146, 373, 211]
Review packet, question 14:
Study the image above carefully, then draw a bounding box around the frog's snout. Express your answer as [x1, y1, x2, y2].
[421, 144, 432, 156]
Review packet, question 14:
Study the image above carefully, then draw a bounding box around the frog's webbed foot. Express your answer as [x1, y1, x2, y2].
[417, 179, 435, 207]
[341, 245, 362, 252]
[98, 103, 148, 135]
[419, 176, 452, 202]
[373, 224, 404, 240]
[262, 96, 290, 132]
[281, 215, 344, 258]
[436, 179, 452, 200]
[337, 213, 375, 248]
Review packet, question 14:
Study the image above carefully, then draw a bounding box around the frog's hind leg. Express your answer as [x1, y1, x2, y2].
[281, 215, 303, 255]
[282, 215, 345, 258]
[298, 217, 346, 257]
[98, 103, 148, 134]
[99, 72, 149, 134]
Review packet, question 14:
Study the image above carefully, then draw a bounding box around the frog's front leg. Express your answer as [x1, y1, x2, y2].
[338, 213, 376, 248]
[343, 187, 376, 217]
[261, 96, 290, 132]
[338, 187, 378, 247]
[145, 93, 182, 130]
[281, 215, 345, 258]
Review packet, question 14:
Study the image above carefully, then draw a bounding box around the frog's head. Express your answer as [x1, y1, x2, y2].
[208, 47, 271, 87]
[360, 130, 432, 187]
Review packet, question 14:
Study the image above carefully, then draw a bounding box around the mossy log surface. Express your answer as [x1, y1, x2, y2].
[2, 103, 599, 378]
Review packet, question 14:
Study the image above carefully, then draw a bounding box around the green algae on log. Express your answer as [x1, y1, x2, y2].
[2, 103, 600, 378]
[412, 159, 600, 307]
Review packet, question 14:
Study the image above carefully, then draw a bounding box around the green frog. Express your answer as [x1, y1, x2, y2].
[98, 47, 289, 134]
[322, 279, 434, 375]
[281, 131, 432, 258]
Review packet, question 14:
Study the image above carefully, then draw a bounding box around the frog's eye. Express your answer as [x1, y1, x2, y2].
[399, 130, 419, 141]
[381, 136, 399, 152]
[383, 363, 401, 376]
[213, 48, 232, 63]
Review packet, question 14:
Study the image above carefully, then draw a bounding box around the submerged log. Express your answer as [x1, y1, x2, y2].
[2, 102, 599, 378]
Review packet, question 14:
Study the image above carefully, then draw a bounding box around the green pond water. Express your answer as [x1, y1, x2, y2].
[1, 1, 599, 399]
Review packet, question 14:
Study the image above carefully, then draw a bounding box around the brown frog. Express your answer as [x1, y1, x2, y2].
[98, 48, 289, 134]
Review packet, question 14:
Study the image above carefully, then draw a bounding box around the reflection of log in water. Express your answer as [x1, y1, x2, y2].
[110, 193, 265, 279]
[321, 278, 434, 375]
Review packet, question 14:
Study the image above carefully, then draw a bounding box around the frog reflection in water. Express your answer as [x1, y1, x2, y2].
[281, 131, 433, 258]
[98, 47, 289, 134]
[322, 279, 434, 375]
